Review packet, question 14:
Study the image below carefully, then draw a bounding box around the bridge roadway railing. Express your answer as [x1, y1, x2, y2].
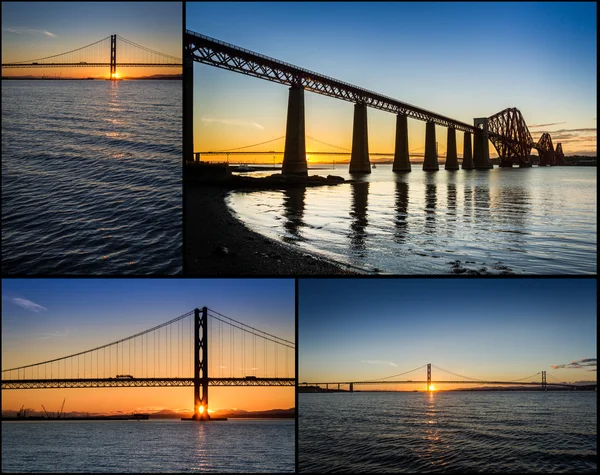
[2, 377, 295, 390]
[1, 63, 182, 68]
[186, 30, 477, 134]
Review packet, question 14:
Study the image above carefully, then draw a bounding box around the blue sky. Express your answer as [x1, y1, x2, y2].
[188, 2, 597, 158]
[299, 278, 597, 386]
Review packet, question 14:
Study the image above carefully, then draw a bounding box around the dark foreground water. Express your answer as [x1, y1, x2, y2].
[1, 80, 181, 275]
[228, 166, 596, 274]
[1, 419, 294, 472]
[299, 391, 597, 473]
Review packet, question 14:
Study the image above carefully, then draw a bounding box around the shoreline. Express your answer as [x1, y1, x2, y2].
[184, 183, 363, 275]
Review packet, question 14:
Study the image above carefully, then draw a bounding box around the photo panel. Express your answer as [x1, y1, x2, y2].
[2, 2, 183, 275]
[1, 278, 296, 472]
[183, 2, 596, 277]
[297, 277, 597, 472]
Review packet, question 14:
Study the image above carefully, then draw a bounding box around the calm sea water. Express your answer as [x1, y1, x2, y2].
[1, 80, 181, 275]
[299, 391, 597, 473]
[228, 166, 596, 274]
[1, 419, 294, 472]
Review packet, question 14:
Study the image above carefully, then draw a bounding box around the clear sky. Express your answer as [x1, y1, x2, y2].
[188, 2, 597, 162]
[1, 2, 181, 79]
[299, 278, 597, 391]
[1, 279, 295, 414]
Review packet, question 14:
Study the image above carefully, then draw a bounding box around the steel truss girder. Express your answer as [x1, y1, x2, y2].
[1, 63, 182, 68]
[185, 30, 475, 133]
[536, 132, 555, 166]
[487, 108, 533, 165]
[1, 378, 295, 389]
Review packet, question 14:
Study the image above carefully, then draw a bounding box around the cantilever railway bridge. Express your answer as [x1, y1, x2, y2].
[185, 30, 565, 172]
[2, 307, 295, 421]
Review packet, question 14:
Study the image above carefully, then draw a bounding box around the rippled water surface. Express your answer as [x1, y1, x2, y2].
[228, 166, 596, 274]
[2, 80, 181, 275]
[299, 392, 596, 473]
[2, 419, 294, 472]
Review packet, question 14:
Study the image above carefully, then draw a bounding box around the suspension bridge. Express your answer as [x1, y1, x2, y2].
[1, 307, 295, 421]
[301, 364, 596, 392]
[185, 30, 565, 173]
[2, 34, 182, 79]
[194, 135, 494, 163]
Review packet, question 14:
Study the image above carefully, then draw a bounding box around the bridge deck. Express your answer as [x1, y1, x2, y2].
[2, 378, 294, 389]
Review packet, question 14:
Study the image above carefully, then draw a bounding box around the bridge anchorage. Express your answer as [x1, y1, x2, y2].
[185, 31, 564, 173]
[1, 307, 295, 422]
[2, 34, 182, 79]
[301, 364, 592, 392]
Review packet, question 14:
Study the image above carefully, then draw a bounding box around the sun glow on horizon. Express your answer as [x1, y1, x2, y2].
[429, 385, 436, 391]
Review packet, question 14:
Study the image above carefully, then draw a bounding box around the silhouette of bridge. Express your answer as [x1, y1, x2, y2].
[301, 364, 596, 392]
[184, 30, 564, 172]
[2, 34, 182, 79]
[1, 307, 295, 421]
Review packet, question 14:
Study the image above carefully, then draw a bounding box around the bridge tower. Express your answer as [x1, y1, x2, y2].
[193, 307, 210, 420]
[110, 34, 117, 79]
[427, 363, 431, 391]
[542, 371, 547, 391]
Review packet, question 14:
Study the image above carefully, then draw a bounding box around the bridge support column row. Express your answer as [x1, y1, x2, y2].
[350, 103, 371, 173]
[423, 122, 439, 171]
[462, 132, 474, 169]
[282, 85, 308, 175]
[393, 113, 411, 172]
[445, 127, 458, 170]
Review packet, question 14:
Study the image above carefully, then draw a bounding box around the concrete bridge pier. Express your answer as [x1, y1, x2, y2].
[282, 85, 308, 176]
[349, 383, 354, 392]
[473, 118, 493, 169]
[349, 102, 371, 173]
[462, 132, 474, 169]
[423, 121, 439, 171]
[445, 127, 459, 170]
[393, 113, 411, 172]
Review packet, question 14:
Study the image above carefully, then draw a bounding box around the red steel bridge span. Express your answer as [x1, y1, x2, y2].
[185, 30, 564, 173]
[302, 364, 594, 392]
[1, 308, 295, 421]
[2, 34, 182, 79]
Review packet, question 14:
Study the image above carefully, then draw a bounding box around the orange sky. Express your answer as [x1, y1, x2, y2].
[2, 386, 294, 415]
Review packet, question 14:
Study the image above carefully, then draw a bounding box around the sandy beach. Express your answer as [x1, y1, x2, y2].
[184, 183, 362, 275]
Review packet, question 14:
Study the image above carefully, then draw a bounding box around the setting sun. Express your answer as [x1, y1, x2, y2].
[198, 405, 205, 414]
[429, 385, 436, 391]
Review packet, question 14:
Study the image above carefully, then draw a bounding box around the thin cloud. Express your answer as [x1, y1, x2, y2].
[529, 122, 566, 128]
[11, 297, 47, 313]
[201, 117, 264, 130]
[550, 358, 596, 370]
[361, 360, 398, 367]
[37, 329, 69, 340]
[3, 27, 57, 38]
[538, 128, 596, 134]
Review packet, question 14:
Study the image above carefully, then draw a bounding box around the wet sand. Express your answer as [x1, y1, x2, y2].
[184, 184, 362, 275]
